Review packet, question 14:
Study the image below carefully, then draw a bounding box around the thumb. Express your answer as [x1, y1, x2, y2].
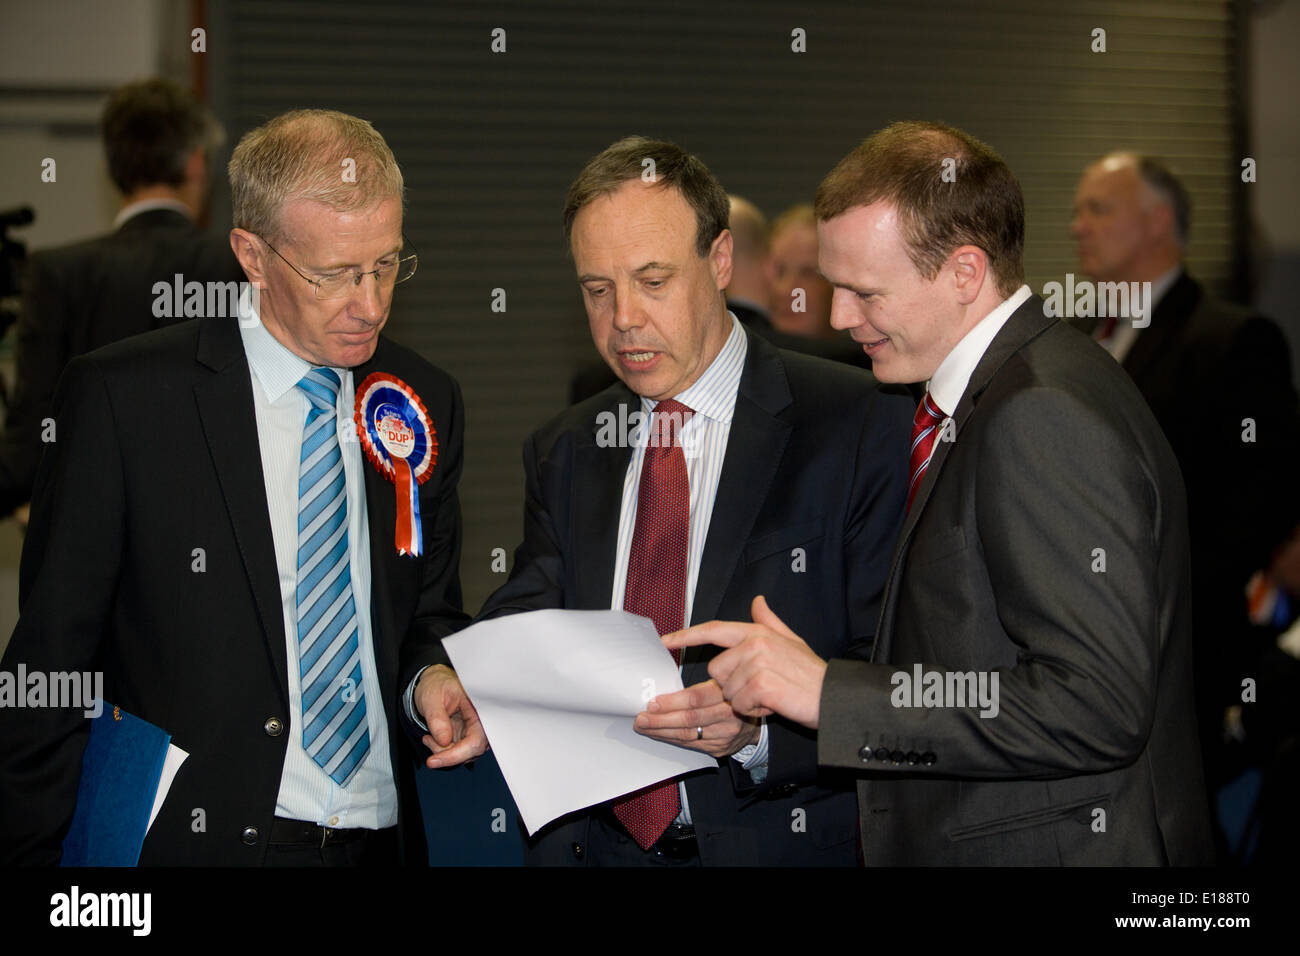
[751, 594, 801, 642]
[421, 687, 454, 747]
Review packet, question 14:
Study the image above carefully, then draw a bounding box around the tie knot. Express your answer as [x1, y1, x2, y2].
[913, 392, 945, 432]
[649, 398, 694, 448]
[297, 367, 342, 413]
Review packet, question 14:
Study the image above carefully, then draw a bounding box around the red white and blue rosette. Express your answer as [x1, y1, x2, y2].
[354, 372, 438, 557]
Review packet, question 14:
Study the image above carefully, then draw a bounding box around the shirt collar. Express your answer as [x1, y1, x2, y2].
[644, 311, 748, 424]
[238, 298, 343, 403]
[927, 284, 1033, 416]
[113, 198, 193, 230]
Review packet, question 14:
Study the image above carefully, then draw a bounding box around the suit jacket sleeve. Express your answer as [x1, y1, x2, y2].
[0, 253, 69, 515]
[819, 386, 1170, 777]
[476, 430, 568, 619]
[0, 356, 124, 863]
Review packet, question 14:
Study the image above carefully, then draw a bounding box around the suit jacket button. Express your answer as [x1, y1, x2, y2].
[921, 751, 937, 766]
[906, 751, 921, 765]
[571, 842, 584, 860]
[264, 717, 284, 737]
[241, 827, 259, 846]
[890, 749, 906, 765]
[874, 749, 891, 763]
[858, 745, 873, 762]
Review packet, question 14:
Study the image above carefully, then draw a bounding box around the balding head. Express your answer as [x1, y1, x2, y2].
[229, 109, 404, 243]
[1071, 152, 1186, 283]
[726, 195, 771, 309]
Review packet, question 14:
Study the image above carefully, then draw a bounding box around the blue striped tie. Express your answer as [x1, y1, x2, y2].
[295, 368, 369, 786]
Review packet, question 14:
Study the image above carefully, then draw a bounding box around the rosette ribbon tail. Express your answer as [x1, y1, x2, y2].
[394, 457, 422, 557]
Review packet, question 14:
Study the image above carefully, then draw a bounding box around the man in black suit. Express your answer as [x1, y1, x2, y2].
[669, 122, 1214, 865]
[0, 77, 243, 518]
[449, 136, 912, 865]
[0, 109, 482, 865]
[1072, 152, 1300, 852]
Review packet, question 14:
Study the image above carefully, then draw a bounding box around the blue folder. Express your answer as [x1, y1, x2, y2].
[61, 703, 172, 867]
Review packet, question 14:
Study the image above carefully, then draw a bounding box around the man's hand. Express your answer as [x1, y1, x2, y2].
[414, 664, 488, 768]
[635, 678, 760, 758]
[662, 595, 827, 730]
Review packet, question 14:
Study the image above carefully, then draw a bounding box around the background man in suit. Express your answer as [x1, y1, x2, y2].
[0, 109, 480, 865]
[0, 77, 243, 518]
[1071, 154, 1300, 850]
[764, 203, 875, 373]
[668, 121, 1214, 865]
[722, 194, 774, 332]
[449, 135, 912, 865]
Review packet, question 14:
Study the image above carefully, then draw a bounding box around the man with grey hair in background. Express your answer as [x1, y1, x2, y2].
[722, 195, 774, 332]
[1072, 153, 1300, 858]
[0, 109, 481, 866]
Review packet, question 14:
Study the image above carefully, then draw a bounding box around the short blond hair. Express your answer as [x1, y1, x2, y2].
[228, 109, 403, 241]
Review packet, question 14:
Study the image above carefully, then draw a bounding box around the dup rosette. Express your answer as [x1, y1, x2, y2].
[354, 372, 438, 556]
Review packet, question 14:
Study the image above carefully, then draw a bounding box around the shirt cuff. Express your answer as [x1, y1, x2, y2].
[730, 720, 768, 783]
[404, 666, 431, 732]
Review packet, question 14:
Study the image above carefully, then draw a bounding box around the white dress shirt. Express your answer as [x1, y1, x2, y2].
[611, 313, 769, 823]
[239, 312, 397, 830]
[112, 197, 193, 229]
[926, 284, 1033, 427]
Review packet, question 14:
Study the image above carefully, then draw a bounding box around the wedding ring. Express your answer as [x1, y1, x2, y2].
[696, 726, 704, 740]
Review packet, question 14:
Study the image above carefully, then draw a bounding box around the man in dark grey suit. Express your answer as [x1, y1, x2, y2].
[0, 78, 243, 517]
[669, 121, 1214, 865]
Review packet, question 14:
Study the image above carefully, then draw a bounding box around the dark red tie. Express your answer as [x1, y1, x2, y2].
[907, 392, 945, 513]
[613, 398, 693, 849]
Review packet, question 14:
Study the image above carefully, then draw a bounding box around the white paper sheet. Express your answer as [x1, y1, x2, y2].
[442, 608, 716, 835]
[146, 744, 188, 834]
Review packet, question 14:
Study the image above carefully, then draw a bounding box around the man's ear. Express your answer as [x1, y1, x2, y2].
[1147, 201, 1176, 245]
[230, 229, 268, 288]
[950, 245, 989, 306]
[710, 228, 734, 291]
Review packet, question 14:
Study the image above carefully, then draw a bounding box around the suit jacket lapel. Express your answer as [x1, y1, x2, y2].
[1121, 271, 1197, 385]
[193, 316, 290, 707]
[352, 344, 418, 707]
[687, 331, 792, 675]
[873, 295, 1056, 659]
[574, 388, 635, 611]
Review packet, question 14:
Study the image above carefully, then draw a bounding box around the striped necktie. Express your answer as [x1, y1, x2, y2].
[907, 391, 946, 513]
[295, 367, 369, 786]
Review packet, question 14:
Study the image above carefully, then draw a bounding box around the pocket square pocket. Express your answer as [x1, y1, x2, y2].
[907, 525, 967, 569]
[743, 516, 826, 564]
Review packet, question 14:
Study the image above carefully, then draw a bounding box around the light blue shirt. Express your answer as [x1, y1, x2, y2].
[239, 313, 397, 830]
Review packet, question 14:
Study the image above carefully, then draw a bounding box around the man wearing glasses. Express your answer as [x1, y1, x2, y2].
[0, 109, 482, 866]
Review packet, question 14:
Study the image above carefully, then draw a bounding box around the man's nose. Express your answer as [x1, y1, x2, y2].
[828, 288, 858, 331]
[611, 288, 642, 332]
[350, 272, 386, 320]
